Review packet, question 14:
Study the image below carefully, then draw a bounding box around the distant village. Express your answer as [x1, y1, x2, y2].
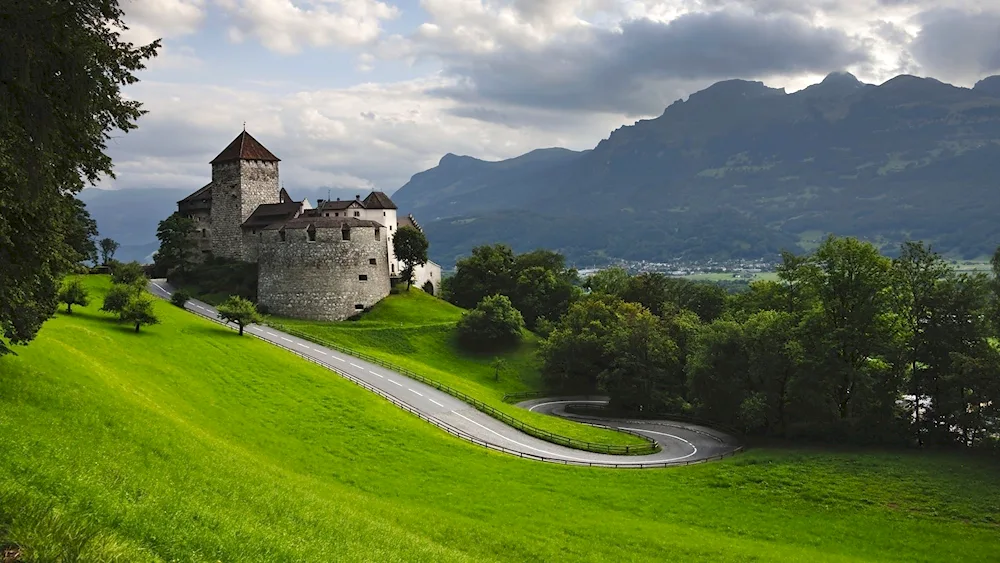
[576, 258, 778, 280]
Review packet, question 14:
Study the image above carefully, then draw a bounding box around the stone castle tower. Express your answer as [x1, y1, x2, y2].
[209, 130, 281, 260]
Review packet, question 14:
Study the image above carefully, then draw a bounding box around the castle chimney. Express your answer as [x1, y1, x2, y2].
[355, 194, 360, 201]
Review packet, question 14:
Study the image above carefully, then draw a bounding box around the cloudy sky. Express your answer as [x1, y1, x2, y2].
[101, 0, 1000, 196]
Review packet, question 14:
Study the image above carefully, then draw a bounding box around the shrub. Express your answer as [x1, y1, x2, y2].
[216, 296, 262, 336]
[171, 290, 191, 308]
[111, 261, 146, 287]
[456, 294, 524, 351]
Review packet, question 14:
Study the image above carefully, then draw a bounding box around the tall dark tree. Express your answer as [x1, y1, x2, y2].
[154, 212, 196, 275]
[448, 244, 517, 309]
[99, 237, 120, 265]
[64, 196, 99, 265]
[392, 225, 429, 289]
[892, 241, 951, 443]
[0, 0, 159, 354]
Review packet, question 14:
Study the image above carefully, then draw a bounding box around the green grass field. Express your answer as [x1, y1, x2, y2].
[1, 276, 998, 562]
[269, 288, 648, 448]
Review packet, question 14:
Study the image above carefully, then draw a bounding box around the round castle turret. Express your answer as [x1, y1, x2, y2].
[257, 217, 391, 321]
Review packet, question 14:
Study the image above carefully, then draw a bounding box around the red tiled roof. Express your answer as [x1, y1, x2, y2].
[211, 130, 281, 164]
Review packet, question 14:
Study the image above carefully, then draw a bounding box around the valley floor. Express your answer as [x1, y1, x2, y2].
[0, 276, 997, 562]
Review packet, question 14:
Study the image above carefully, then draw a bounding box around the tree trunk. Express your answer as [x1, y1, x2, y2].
[134, 322, 140, 333]
[913, 360, 922, 446]
[239, 324, 244, 336]
[66, 303, 72, 314]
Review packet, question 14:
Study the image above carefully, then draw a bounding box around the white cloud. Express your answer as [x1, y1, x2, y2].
[217, 0, 400, 54]
[120, 0, 207, 44]
[107, 77, 626, 194]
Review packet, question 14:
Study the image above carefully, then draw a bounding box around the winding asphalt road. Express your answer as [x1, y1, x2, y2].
[149, 279, 742, 468]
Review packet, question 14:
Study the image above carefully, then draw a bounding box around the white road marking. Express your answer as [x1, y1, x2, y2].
[332, 356, 344, 362]
[620, 428, 699, 462]
[196, 305, 206, 311]
[368, 370, 384, 379]
[388, 379, 403, 387]
[296, 342, 309, 349]
[350, 363, 364, 369]
[315, 350, 327, 355]
[409, 389, 424, 397]
[451, 412, 591, 463]
[429, 398, 445, 408]
[266, 332, 278, 337]
[280, 337, 293, 343]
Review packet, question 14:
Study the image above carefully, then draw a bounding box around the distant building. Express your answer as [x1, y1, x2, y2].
[177, 130, 441, 320]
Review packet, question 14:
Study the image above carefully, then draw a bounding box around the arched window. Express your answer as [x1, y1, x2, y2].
[307, 224, 317, 242]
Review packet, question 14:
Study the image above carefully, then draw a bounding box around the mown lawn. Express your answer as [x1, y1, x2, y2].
[269, 288, 649, 448]
[0, 276, 997, 562]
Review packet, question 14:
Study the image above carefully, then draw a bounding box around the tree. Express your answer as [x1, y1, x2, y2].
[112, 261, 147, 288]
[513, 266, 575, 329]
[101, 283, 135, 316]
[99, 238, 120, 265]
[598, 304, 684, 413]
[64, 196, 99, 265]
[585, 266, 630, 296]
[217, 295, 263, 336]
[153, 212, 196, 275]
[58, 279, 89, 314]
[892, 241, 952, 443]
[491, 357, 507, 382]
[119, 294, 159, 333]
[0, 0, 159, 355]
[539, 294, 625, 393]
[456, 294, 525, 351]
[393, 225, 429, 289]
[448, 244, 517, 309]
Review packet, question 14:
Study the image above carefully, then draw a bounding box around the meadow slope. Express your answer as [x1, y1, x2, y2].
[0, 276, 997, 562]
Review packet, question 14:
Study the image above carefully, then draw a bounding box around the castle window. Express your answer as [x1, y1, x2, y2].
[307, 225, 317, 242]
[201, 229, 206, 238]
[355, 304, 365, 310]
[325, 213, 329, 217]
[359, 274, 368, 281]
[383, 212, 386, 216]
[279, 228, 286, 242]
[342, 227, 351, 241]
[335, 212, 339, 217]
[369, 258, 377, 265]
[375, 228, 380, 240]
[353, 211, 360, 217]
[391, 264, 395, 273]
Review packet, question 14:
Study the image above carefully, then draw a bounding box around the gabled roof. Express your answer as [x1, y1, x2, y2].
[179, 183, 212, 203]
[362, 191, 397, 210]
[319, 199, 364, 211]
[242, 201, 301, 229]
[211, 130, 281, 164]
[397, 214, 418, 231]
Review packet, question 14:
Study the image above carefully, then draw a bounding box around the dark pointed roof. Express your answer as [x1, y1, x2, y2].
[211, 130, 281, 164]
[319, 198, 364, 211]
[179, 183, 212, 203]
[362, 191, 397, 210]
[241, 201, 302, 229]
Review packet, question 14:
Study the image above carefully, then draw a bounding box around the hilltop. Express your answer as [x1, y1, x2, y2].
[1, 276, 999, 561]
[392, 72, 1000, 266]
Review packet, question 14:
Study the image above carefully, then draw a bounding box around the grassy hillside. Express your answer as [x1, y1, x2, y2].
[270, 288, 648, 448]
[1, 276, 998, 562]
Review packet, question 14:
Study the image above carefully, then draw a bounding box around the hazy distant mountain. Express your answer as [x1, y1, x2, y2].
[393, 72, 1000, 267]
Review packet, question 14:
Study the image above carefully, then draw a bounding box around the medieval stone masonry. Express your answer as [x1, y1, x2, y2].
[177, 130, 442, 321]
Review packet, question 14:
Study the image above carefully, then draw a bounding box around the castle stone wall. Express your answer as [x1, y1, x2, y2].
[258, 225, 391, 321]
[210, 160, 279, 261]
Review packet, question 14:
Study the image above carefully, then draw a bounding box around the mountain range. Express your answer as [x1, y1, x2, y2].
[393, 72, 1000, 267]
[83, 72, 1000, 268]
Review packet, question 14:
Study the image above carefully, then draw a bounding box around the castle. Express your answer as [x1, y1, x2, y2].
[177, 130, 441, 321]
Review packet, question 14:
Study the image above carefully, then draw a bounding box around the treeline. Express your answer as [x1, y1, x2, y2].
[444, 238, 1000, 449]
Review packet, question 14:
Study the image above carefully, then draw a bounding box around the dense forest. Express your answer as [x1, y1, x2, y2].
[445, 237, 1000, 449]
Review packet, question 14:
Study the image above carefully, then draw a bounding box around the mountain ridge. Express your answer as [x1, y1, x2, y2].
[392, 72, 1000, 267]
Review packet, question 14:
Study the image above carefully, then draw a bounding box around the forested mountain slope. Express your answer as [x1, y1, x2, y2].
[393, 73, 1000, 266]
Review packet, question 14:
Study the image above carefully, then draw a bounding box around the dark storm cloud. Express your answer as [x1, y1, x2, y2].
[430, 10, 871, 114]
[909, 8, 1000, 81]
